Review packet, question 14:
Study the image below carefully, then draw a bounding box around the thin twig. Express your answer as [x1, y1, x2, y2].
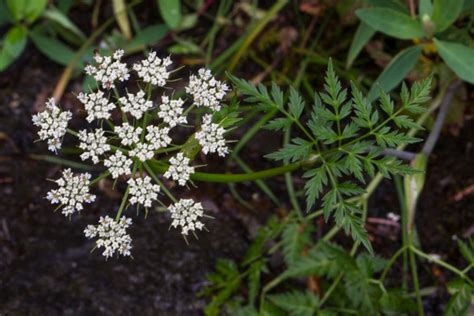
[381, 148, 417, 161]
[422, 80, 462, 156]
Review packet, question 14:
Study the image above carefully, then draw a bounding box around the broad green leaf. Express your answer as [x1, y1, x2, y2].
[7, 0, 27, 21]
[368, 45, 422, 102]
[29, 31, 75, 66]
[57, 0, 74, 13]
[125, 24, 168, 53]
[356, 8, 425, 40]
[434, 39, 474, 84]
[346, 22, 375, 69]
[168, 39, 202, 54]
[432, 0, 464, 33]
[419, 0, 433, 16]
[157, 0, 182, 29]
[0, 25, 27, 71]
[7, 0, 47, 23]
[24, 0, 48, 23]
[0, 0, 13, 26]
[463, 0, 474, 12]
[43, 8, 86, 40]
[364, 0, 409, 12]
[113, 0, 132, 39]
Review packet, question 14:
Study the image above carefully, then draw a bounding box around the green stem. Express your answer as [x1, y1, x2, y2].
[115, 186, 130, 220]
[409, 245, 425, 316]
[147, 159, 302, 183]
[380, 245, 409, 283]
[227, 0, 288, 72]
[143, 161, 177, 203]
[410, 246, 473, 286]
[284, 127, 303, 218]
[90, 171, 110, 185]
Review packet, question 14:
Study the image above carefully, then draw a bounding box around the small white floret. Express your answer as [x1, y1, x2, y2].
[127, 176, 160, 208]
[195, 114, 228, 157]
[84, 215, 132, 258]
[114, 123, 142, 146]
[133, 52, 172, 86]
[104, 151, 132, 178]
[46, 169, 96, 216]
[32, 98, 72, 153]
[84, 49, 130, 89]
[119, 90, 152, 119]
[145, 125, 172, 150]
[158, 95, 187, 128]
[77, 90, 115, 122]
[168, 199, 206, 236]
[163, 153, 194, 186]
[185, 68, 229, 111]
[78, 128, 111, 164]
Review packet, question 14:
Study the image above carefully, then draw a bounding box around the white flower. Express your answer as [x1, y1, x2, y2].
[158, 95, 187, 127]
[185, 68, 229, 111]
[84, 49, 130, 89]
[119, 90, 152, 119]
[133, 52, 172, 86]
[387, 212, 400, 222]
[78, 128, 111, 164]
[129, 142, 155, 162]
[114, 123, 142, 146]
[77, 90, 115, 122]
[46, 169, 96, 216]
[195, 114, 228, 157]
[164, 153, 194, 186]
[104, 151, 132, 178]
[145, 125, 172, 150]
[168, 199, 205, 235]
[32, 98, 72, 153]
[128, 176, 160, 208]
[84, 216, 132, 258]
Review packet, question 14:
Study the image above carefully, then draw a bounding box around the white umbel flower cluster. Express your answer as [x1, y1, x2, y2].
[129, 142, 155, 162]
[115, 123, 142, 146]
[168, 199, 205, 235]
[33, 50, 238, 259]
[158, 96, 187, 127]
[77, 90, 115, 122]
[133, 52, 172, 86]
[78, 128, 111, 164]
[104, 151, 132, 178]
[186, 68, 229, 111]
[84, 216, 132, 258]
[195, 114, 229, 157]
[46, 169, 96, 216]
[119, 90, 152, 119]
[128, 176, 160, 208]
[32, 98, 72, 153]
[145, 126, 172, 149]
[164, 153, 194, 186]
[85, 49, 130, 89]
[128, 126, 171, 162]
